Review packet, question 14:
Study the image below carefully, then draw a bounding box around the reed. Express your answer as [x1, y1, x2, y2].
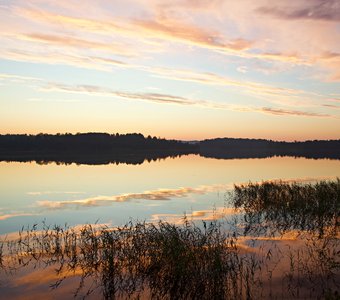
[231, 178, 340, 237]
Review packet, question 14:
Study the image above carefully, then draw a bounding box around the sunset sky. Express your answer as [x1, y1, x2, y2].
[0, 0, 339, 141]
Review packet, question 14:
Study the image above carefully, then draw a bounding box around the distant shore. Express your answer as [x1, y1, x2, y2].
[0, 133, 339, 164]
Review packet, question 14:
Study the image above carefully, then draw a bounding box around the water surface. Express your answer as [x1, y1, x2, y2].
[1, 155, 339, 235]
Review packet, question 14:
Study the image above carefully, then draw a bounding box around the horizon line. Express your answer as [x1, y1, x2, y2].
[1, 132, 339, 143]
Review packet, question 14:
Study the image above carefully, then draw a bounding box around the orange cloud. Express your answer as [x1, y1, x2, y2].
[0, 49, 125, 71]
[14, 6, 252, 54]
[5, 32, 134, 57]
[315, 52, 340, 81]
[133, 17, 253, 52]
[14, 6, 126, 34]
[17, 6, 306, 65]
[6, 1, 340, 81]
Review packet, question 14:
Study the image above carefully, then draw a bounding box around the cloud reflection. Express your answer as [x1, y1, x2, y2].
[0, 213, 37, 221]
[36, 184, 232, 209]
[36, 176, 337, 210]
[150, 207, 238, 224]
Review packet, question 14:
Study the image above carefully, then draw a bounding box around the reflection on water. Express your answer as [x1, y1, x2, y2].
[1, 155, 339, 235]
[0, 156, 339, 299]
[1, 221, 250, 299]
[35, 184, 232, 209]
[0, 180, 339, 299]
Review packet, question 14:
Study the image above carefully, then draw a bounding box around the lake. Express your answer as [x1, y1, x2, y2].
[0, 155, 339, 299]
[1, 155, 339, 235]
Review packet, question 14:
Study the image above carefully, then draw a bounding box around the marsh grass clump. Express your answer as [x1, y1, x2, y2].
[131, 220, 259, 299]
[230, 179, 340, 298]
[0, 220, 261, 299]
[231, 178, 340, 237]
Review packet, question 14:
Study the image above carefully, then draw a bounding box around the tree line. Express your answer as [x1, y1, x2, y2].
[0, 133, 339, 164]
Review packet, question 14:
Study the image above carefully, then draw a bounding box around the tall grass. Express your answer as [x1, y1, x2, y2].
[1, 220, 262, 299]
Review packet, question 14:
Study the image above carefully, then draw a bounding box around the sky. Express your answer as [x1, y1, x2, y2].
[0, 0, 339, 141]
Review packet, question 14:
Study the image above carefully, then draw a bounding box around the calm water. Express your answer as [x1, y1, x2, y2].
[1, 154, 339, 235]
[0, 155, 339, 299]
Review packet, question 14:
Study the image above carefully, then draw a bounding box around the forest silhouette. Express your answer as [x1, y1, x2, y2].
[0, 133, 339, 165]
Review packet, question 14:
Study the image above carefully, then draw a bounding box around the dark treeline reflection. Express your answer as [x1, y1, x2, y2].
[200, 138, 340, 160]
[0, 134, 339, 165]
[0, 181, 339, 299]
[0, 152, 187, 166]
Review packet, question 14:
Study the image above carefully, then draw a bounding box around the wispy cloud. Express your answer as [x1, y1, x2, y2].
[14, 6, 252, 54]
[1, 71, 333, 119]
[41, 82, 209, 106]
[0, 47, 319, 109]
[322, 104, 340, 109]
[19, 4, 250, 53]
[328, 96, 340, 103]
[1, 0, 339, 139]
[8, 32, 134, 57]
[41, 81, 334, 118]
[0, 73, 43, 83]
[8, 5, 310, 66]
[27, 97, 84, 103]
[132, 17, 253, 52]
[13, 6, 127, 35]
[144, 66, 317, 107]
[315, 52, 340, 82]
[257, 0, 340, 22]
[3, 4, 339, 81]
[3, 1, 340, 79]
[27, 191, 85, 196]
[259, 107, 331, 118]
[0, 49, 126, 71]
